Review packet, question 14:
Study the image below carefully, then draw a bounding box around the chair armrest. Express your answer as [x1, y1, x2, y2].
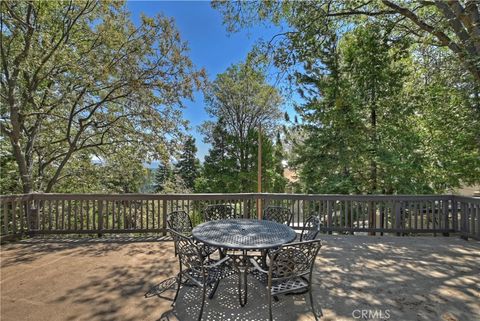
[204, 255, 231, 269]
[249, 257, 268, 274]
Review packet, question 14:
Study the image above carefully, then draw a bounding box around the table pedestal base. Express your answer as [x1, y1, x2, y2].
[232, 250, 249, 307]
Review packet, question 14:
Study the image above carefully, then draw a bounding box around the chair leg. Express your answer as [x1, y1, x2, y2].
[197, 284, 207, 321]
[208, 280, 220, 299]
[172, 273, 182, 306]
[308, 288, 321, 321]
[268, 289, 273, 321]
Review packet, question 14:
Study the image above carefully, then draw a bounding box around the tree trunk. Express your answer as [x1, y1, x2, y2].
[370, 107, 377, 193]
[369, 106, 377, 236]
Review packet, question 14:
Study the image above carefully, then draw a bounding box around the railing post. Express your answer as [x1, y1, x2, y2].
[97, 200, 103, 237]
[241, 198, 246, 219]
[25, 201, 30, 236]
[443, 197, 450, 236]
[27, 203, 38, 237]
[452, 196, 458, 232]
[256, 194, 262, 220]
[327, 200, 332, 235]
[476, 202, 480, 240]
[369, 201, 376, 236]
[3, 200, 9, 236]
[162, 200, 167, 236]
[460, 201, 468, 240]
[395, 201, 401, 236]
[476, 202, 479, 240]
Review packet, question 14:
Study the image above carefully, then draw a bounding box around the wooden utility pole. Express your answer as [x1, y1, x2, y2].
[257, 124, 262, 220]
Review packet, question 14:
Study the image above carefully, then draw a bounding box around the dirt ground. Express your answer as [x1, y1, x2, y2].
[1, 235, 479, 321]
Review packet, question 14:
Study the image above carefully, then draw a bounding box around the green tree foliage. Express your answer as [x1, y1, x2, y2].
[96, 148, 149, 193]
[293, 25, 430, 194]
[198, 63, 286, 193]
[196, 123, 233, 192]
[0, 140, 21, 194]
[213, 0, 480, 84]
[199, 126, 286, 193]
[406, 47, 480, 191]
[175, 136, 200, 191]
[139, 168, 156, 193]
[49, 147, 151, 193]
[264, 133, 287, 193]
[213, 0, 480, 194]
[153, 160, 189, 194]
[1, 1, 205, 193]
[293, 25, 480, 194]
[154, 162, 172, 193]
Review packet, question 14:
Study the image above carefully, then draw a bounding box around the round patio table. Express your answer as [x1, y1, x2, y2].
[192, 219, 296, 306]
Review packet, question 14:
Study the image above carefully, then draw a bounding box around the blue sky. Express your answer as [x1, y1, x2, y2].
[126, 1, 294, 162]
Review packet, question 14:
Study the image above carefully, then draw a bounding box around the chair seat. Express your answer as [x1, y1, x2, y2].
[250, 268, 268, 283]
[200, 245, 218, 257]
[271, 277, 309, 295]
[182, 260, 235, 286]
[250, 269, 309, 295]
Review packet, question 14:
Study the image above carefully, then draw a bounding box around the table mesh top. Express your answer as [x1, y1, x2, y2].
[192, 219, 297, 250]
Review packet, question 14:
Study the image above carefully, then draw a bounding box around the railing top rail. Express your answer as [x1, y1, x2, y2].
[0, 192, 478, 202]
[261, 193, 453, 201]
[0, 194, 32, 201]
[452, 195, 480, 203]
[26, 193, 259, 201]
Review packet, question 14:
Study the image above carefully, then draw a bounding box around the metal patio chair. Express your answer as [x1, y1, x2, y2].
[250, 240, 323, 321]
[300, 215, 321, 241]
[257, 206, 294, 267]
[167, 210, 194, 235]
[263, 206, 293, 226]
[167, 210, 216, 257]
[167, 210, 194, 257]
[203, 204, 236, 221]
[169, 229, 234, 321]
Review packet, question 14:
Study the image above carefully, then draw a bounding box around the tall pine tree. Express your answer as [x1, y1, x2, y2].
[292, 24, 430, 194]
[175, 136, 200, 192]
[154, 162, 172, 193]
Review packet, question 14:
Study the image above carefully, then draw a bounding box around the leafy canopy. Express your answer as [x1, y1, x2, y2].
[198, 62, 286, 193]
[1, 0, 205, 193]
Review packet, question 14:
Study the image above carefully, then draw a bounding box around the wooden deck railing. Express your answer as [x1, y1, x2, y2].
[0, 193, 478, 241]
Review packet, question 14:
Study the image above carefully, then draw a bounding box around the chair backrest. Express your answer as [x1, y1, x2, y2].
[300, 215, 321, 241]
[268, 240, 321, 281]
[263, 206, 293, 225]
[203, 204, 236, 221]
[167, 210, 193, 234]
[169, 229, 203, 271]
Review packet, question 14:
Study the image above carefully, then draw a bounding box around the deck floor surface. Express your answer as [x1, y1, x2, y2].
[1, 235, 479, 321]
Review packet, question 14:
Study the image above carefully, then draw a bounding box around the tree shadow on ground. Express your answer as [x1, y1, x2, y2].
[0, 235, 169, 268]
[313, 236, 479, 321]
